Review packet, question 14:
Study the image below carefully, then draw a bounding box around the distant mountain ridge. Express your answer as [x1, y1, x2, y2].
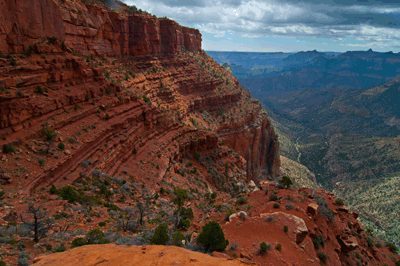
[239, 49, 400, 98]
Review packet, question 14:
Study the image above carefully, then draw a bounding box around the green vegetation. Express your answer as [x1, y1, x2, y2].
[335, 198, 345, 206]
[259, 242, 269, 254]
[2, 144, 16, 154]
[279, 176, 293, 188]
[312, 235, 325, 249]
[236, 195, 248, 205]
[268, 193, 278, 202]
[197, 221, 229, 252]
[58, 142, 65, 150]
[151, 225, 169, 245]
[317, 251, 328, 264]
[57, 186, 82, 203]
[339, 176, 400, 249]
[71, 229, 109, 248]
[42, 126, 57, 141]
[49, 185, 57, 194]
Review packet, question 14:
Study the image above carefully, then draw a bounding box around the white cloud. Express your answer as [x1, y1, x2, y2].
[122, 0, 400, 49]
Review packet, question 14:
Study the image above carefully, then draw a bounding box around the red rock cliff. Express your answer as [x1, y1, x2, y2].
[0, 0, 279, 196]
[0, 0, 202, 56]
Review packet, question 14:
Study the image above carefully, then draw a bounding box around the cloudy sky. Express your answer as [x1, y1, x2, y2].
[121, 0, 400, 52]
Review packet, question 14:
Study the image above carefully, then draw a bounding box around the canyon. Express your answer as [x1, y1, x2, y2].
[0, 0, 398, 265]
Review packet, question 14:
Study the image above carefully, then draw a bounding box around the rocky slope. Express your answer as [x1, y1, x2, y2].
[1, 0, 202, 56]
[0, 0, 280, 197]
[28, 185, 400, 266]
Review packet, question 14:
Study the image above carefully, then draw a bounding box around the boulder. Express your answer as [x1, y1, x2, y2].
[337, 206, 350, 213]
[337, 235, 358, 252]
[307, 203, 318, 216]
[240, 251, 252, 260]
[212, 252, 231, 259]
[269, 212, 308, 244]
[248, 180, 259, 192]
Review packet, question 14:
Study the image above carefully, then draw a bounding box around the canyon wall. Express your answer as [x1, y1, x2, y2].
[0, 0, 202, 56]
[0, 0, 279, 195]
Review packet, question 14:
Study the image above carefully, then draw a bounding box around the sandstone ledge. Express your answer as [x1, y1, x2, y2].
[33, 244, 247, 266]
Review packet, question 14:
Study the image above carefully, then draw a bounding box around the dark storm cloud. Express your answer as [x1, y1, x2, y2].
[279, 0, 400, 6]
[124, 0, 400, 47]
[149, 0, 242, 7]
[152, 0, 207, 7]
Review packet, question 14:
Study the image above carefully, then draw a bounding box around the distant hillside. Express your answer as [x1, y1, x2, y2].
[335, 176, 400, 248]
[239, 49, 400, 97]
[260, 77, 400, 184]
[205, 51, 292, 78]
[255, 72, 400, 250]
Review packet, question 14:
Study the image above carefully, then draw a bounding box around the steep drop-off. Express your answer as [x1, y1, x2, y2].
[0, 0, 280, 196]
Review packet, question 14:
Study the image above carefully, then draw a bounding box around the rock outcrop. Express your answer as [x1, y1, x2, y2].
[0, 0, 202, 56]
[33, 244, 248, 266]
[0, 0, 280, 196]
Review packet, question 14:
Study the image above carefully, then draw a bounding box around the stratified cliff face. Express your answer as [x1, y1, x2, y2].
[0, 0, 202, 56]
[0, 0, 279, 195]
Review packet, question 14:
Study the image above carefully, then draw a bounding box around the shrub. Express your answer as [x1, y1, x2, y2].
[2, 144, 16, 154]
[49, 185, 57, 194]
[236, 195, 248, 205]
[42, 127, 57, 141]
[151, 225, 169, 245]
[386, 242, 398, 253]
[98, 222, 106, 227]
[172, 230, 185, 247]
[58, 142, 65, 150]
[46, 244, 52, 251]
[197, 221, 229, 252]
[0, 261, 6, 266]
[366, 237, 374, 248]
[71, 237, 87, 248]
[268, 193, 278, 202]
[335, 198, 344, 206]
[316, 197, 335, 222]
[265, 216, 276, 223]
[229, 243, 239, 251]
[38, 158, 45, 166]
[312, 235, 325, 249]
[285, 203, 294, 210]
[259, 242, 268, 254]
[276, 243, 282, 251]
[317, 251, 328, 264]
[273, 203, 280, 209]
[283, 225, 288, 233]
[159, 187, 165, 194]
[54, 245, 66, 252]
[71, 229, 109, 248]
[60, 42, 67, 51]
[279, 176, 293, 188]
[58, 186, 82, 203]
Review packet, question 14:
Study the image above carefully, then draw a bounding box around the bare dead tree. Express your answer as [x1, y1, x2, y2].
[136, 200, 148, 226]
[117, 210, 137, 232]
[20, 204, 54, 243]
